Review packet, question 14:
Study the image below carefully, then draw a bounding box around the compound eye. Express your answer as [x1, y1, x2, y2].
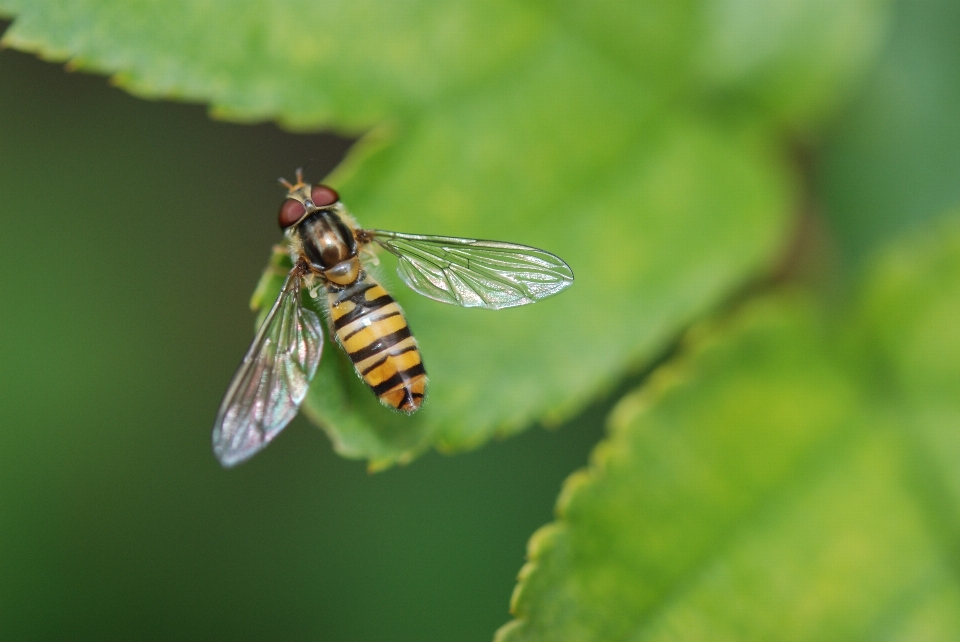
[278, 199, 306, 229]
[311, 185, 339, 207]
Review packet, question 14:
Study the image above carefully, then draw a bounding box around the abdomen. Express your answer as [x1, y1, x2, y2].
[327, 275, 426, 412]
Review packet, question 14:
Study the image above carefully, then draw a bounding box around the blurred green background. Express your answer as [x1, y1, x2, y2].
[2, 0, 960, 639]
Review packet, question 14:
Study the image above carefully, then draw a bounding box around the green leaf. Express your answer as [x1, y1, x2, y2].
[250, 24, 806, 466]
[853, 213, 960, 528]
[498, 219, 960, 640]
[0, 0, 889, 465]
[0, 0, 889, 130]
[695, 0, 890, 130]
[306, 117, 792, 467]
[0, 0, 544, 129]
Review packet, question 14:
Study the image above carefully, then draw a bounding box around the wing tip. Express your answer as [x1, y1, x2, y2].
[213, 441, 257, 468]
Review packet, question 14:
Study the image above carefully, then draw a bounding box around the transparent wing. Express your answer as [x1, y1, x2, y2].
[212, 267, 323, 467]
[366, 230, 574, 309]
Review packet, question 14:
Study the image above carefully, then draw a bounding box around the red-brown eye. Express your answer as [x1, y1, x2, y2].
[311, 185, 339, 207]
[278, 199, 306, 229]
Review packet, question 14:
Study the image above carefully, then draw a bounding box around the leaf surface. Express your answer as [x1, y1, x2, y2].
[499, 219, 960, 640]
[306, 116, 790, 466]
[0, 0, 543, 129]
[0, 0, 888, 464]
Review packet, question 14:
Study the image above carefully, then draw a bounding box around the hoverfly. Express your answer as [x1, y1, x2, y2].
[212, 170, 574, 467]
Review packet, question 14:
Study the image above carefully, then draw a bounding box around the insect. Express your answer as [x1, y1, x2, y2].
[212, 169, 574, 467]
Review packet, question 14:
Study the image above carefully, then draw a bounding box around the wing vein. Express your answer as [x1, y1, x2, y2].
[367, 230, 573, 309]
[212, 264, 324, 467]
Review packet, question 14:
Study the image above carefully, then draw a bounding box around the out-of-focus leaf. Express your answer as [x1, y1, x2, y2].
[0, 0, 889, 466]
[696, 0, 890, 129]
[821, 0, 960, 264]
[853, 213, 960, 525]
[514, 0, 890, 129]
[498, 299, 870, 639]
[498, 218, 960, 640]
[532, 0, 699, 91]
[0, 0, 889, 131]
[0, 0, 543, 129]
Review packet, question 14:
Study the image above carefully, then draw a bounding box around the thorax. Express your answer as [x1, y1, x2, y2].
[292, 210, 361, 286]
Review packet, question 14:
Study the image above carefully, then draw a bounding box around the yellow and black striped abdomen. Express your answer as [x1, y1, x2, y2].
[327, 276, 426, 412]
